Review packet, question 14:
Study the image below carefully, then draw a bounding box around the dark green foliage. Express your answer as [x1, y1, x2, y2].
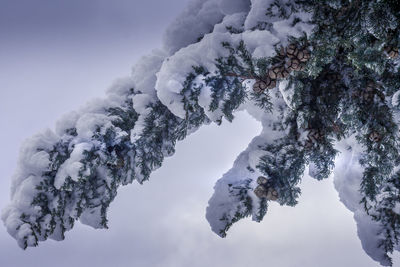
[385, 0, 400, 14]
[218, 179, 253, 237]
[9, 1, 400, 265]
[258, 138, 305, 206]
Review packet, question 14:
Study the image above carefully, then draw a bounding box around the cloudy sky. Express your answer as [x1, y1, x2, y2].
[0, 1, 399, 266]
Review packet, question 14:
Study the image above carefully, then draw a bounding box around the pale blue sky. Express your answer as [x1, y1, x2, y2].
[0, 1, 398, 266]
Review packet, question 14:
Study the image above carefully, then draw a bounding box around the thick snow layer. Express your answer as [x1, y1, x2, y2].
[75, 113, 112, 141]
[156, 0, 312, 119]
[278, 80, 294, 109]
[244, 0, 275, 30]
[244, 0, 314, 38]
[213, 12, 247, 33]
[206, 87, 287, 235]
[163, 0, 224, 55]
[1, 47, 169, 248]
[55, 111, 80, 136]
[218, 0, 250, 15]
[54, 142, 93, 189]
[2, 130, 59, 248]
[9, 130, 59, 197]
[130, 50, 167, 96]
[163, 0, 250, 55]
[392, 90, 400, 107]
[334, 137, 392, 266]
[156, 30, 279, 118]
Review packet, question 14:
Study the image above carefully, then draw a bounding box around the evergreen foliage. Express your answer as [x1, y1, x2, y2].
[3, 0, 400, 265]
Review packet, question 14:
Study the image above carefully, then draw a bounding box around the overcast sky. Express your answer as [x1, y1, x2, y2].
[0, 1, 399, 266]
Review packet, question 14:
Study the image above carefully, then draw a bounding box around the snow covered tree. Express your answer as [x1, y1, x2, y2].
[2, 0, 400, 265]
